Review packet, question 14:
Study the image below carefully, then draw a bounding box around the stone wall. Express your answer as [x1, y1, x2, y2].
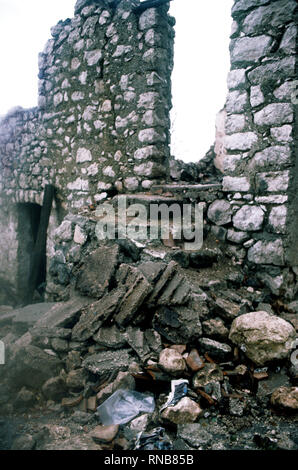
[0, 0, 174, 211]
[210, 0, 298, 268]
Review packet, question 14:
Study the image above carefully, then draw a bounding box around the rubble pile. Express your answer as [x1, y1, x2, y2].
[0, 238, 297, 450]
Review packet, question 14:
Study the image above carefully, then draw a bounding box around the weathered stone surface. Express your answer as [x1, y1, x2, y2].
[115, 265, 152, 327]
[227, 229, 250, 244]
[12, 303, 56, 335]
[242, 0, 297, 35]
[90, 425, 119, 444]
[153, 303, 203, 345]
[207, 200, 232, 226]
[177, 423, 212, 448]
[256, 171, 289, 193]
[226, 90, 248, 114]
[192, 364, 224, 388]
[229, 311, 296, 366]
[248, 57, 295, 84]
[230, 36, 273, 63]
[8, 345, 63, 390]
[250, 85, 265, 107]
[42, 376, 68, 402]
[186, 349, 204, 372]
[35, 297, 92, 330]
[161, 397, 203, 424]
[280, 23, 297, 55]
[249, 146, 291, 170]
[189, 249, 218, 269]
[71, 288, 125, 342]
[93, 325, 126, 349]
[158, 348, 186, 376]
[270, 125, 293, 143]
[233, 205, 264, 231]
[254, 104, 293, 127]
[248, 239, 285, 266]
[202, 318, 229, 341]
[198, 338, 232, 362]
[268, 206, 287, 234]
[123, 327, 151, 361]
[222, 176, 251, 192]
[11, 434, 36, 451]
[66, 368, 86, 390]
[76, 245, 120, 298]
[227, 68, 246, 89]
[270, 387, 298, 411]
[213, 297, 241, 321]
[82, 349, 131, 376]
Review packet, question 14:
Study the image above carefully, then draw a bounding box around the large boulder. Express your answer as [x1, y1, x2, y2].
[7, 345, 63, 390]
[229, 311, 296, 366]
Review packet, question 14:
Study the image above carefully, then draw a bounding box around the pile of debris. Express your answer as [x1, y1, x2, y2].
[0, 240, 297, 450]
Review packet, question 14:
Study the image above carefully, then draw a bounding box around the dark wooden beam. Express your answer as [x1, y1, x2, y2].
[133, 0, 173, 14]
[26, 184, 55, 305]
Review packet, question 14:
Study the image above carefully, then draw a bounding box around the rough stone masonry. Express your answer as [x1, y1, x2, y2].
[0, 0, 298, 452]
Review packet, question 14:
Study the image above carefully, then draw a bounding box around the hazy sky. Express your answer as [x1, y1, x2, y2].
[0, 0, 233, 162]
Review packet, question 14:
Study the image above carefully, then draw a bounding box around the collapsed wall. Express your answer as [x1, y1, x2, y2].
[0, 0, 297, 306]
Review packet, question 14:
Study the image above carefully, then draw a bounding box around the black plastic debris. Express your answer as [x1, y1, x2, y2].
[160, 379, 189, 411]
[134, 427, 173, 450]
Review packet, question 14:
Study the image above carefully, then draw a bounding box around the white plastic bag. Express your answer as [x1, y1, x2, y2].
[97, 389, 155, 425]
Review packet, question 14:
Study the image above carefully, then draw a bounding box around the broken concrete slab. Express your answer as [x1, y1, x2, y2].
[11, 303, 56, 335]
[71, 287, 126, 342]
[153, 302, 203, 344]
[75, 244, 120, 298]
[82, 349, 132, 376]
[35, 297, 92, 330]
[115, 265, 152, 327]
[7, 345, 63, 390]
[93, 325, 127, 349]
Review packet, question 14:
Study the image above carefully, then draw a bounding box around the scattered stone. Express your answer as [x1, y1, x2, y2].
[198, 338, 232, 362]
[158, 348, 186, 376]
[91, 425, 119, 444]
[42, 376, 67, 402]
[11, 434, 36, 450]
[229, 397, 246, 416]
[270, 387, 298, 411]
[192, 364, 224, 388]
[161, 397, 203, 424]
[186, 349, 205, 372]
[177, 423, 212, 448]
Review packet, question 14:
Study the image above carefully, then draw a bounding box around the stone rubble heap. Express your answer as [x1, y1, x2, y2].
[0, 237, 297, 450]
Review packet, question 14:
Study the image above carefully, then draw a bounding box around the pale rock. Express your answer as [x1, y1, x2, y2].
[159, 348, 186, 375]
[161, 397, 203, 425]
[248, 239, 285, 265]
[76, 147, 92, 163]
[233, 205, 264, 231]
[229, 311, 296, 365]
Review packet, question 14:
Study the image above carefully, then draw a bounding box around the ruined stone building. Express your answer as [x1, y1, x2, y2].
[0, 0, 297, 306]
[0, 0, 297, 451]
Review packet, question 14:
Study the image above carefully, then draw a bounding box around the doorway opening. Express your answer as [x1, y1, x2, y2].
[17, 203, 46, 304]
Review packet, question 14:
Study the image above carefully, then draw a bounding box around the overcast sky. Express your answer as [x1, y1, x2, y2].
[0, 0, 233, 162]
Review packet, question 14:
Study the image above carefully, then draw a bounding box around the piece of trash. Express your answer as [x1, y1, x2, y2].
[134, 427, 173, 450]
[96, 389, 155, 425]
[160, 379, 189, 411]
